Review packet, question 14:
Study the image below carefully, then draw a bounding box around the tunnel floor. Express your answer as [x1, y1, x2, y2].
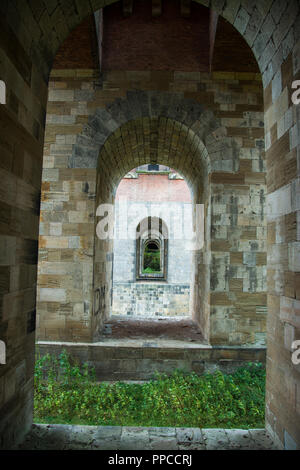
[100, 316, 207, 345]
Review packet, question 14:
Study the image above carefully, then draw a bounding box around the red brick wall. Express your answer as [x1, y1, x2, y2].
[102, 0, 210, 72]
[213, 17, 259, 72]
[116, 174, 192, 202]
[51, 2, 259, 74]
[53, 16, 99, 70]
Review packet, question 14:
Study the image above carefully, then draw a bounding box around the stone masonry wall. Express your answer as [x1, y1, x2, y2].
[112, 177, 194, 318]
[37, 68, 267, 349]
[264, 27, 300, 449]
[0, 4, 49, 448]
[37, 70, 99, 342]
[112, 283, 190, 317]
[37, 341, 267, 382]
[113, 201, 193, 284]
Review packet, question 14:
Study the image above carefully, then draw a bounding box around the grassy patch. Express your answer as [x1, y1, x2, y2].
[34, 351, 265, 428]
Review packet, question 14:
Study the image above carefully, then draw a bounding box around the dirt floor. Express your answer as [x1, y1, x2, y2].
[100, 316, 206, 343]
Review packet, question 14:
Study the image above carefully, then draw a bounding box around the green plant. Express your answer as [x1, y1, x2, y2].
[34, 352, 265, 429]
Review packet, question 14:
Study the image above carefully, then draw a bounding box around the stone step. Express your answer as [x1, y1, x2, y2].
[15, 424, 279, 450]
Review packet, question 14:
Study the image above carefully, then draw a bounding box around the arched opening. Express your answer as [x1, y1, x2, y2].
[110, 167, 195, 324]
[140, 229, 164, 278]
[0, 0, 299, 451]
[137, 218, 166, 281]
[33, 3, 269, 440]
[91, 114, 211, 342]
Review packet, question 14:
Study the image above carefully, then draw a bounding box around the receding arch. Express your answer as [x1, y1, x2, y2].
[73, 93, 238, 345]
[71, 90, 241, 202]
[136, 216, 169, 281]
[89, 100, 217, 340]
[71, 90, 219, 177]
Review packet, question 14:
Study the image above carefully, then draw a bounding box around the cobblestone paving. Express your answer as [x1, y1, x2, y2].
[15, 424, 279, 450]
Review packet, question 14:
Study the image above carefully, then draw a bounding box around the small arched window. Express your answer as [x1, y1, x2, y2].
[136, 217, 168, 281]
[143, 240, 161, 274]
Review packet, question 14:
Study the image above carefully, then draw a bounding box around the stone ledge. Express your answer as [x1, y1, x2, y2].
[36, 341, 266, 381]
[14, 424, 279, 450]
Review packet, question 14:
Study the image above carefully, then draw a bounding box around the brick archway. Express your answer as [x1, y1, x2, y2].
[71, 90, 217, 176]
[66, 92, 260, 348]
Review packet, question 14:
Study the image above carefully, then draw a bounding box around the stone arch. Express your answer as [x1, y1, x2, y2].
[74, 92, 227, 342]
[136, 216, 169, 281]
[137, 216, 169, 240]
[70, 90, 222, 177]
[71, 90, 238, 206]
